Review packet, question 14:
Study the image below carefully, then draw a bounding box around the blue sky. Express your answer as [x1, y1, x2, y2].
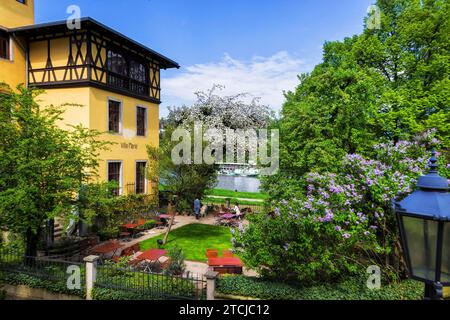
[35, 0, 374, 114]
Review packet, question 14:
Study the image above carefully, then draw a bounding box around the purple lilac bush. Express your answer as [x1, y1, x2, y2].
[234, 132, 448, 283]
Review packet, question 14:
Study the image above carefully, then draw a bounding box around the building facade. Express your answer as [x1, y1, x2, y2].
[0, 0, 179, 196]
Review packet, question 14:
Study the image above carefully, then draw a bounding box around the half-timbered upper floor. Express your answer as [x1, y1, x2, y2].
[9, 18, 179, 103]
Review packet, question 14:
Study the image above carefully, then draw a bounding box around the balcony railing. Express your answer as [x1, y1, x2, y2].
[125, 183, 146, 195]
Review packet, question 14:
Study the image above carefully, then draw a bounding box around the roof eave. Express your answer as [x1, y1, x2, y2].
[9, 17, 180, 69]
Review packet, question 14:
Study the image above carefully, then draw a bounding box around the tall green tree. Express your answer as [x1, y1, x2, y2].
[263, 0, 449, 200]
[0, 85, 109, 256]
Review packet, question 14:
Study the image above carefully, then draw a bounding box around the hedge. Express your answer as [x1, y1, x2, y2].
[216, 274, 423, 300]
[92, 287, 166, 300]
[0, 272, 85, 298]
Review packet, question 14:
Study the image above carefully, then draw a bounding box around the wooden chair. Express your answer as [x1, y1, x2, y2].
[206, 249, 218, 258]
[116, 244, 141, 264]
[154, 218, 165, 229]
[128, 258, 142, 267]
[222, 250, 234, 258]
[159, 256, 171, 269]
[213, 266, 243, 275]
[121, 247, 134, 257]
[119, 226, 132, 239]
[131, 243, 141, 253]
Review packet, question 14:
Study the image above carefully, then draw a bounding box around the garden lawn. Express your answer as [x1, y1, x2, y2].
[205, 188, 268, 200]
[139, 224, 233, 262]
[202, 196, 263, 206]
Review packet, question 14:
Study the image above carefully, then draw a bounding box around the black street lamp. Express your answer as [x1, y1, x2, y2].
[394, 150, 450, 300]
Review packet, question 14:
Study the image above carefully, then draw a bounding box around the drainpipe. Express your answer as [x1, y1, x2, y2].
[25, 42, 29, 88]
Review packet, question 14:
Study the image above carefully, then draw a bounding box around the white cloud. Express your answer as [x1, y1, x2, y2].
[160, 51, 311, 114]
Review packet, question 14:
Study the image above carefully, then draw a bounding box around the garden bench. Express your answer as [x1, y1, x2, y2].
[208, 257, 243, 275]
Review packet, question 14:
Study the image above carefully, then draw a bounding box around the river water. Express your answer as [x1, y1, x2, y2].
[216, 175, 261, 193]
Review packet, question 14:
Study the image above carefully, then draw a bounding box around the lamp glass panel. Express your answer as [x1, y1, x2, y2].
[403, 216, 438, 281]
[441, 222, 450, 283]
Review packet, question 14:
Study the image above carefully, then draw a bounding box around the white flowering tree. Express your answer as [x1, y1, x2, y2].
[163, 85, 273, 131]
[154, 86, 274, 215]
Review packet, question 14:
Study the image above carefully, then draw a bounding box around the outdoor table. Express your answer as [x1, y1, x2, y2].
[208, 257, 243, 267]
[221, 213, 236, 219]
[92, 242, 123, 254]
[208, 257, 243, 275]
[91, 241, 123, 261]
[122, 223, 139, 229]
[136, 249, 167, 262]
[121, 223, 141, 238]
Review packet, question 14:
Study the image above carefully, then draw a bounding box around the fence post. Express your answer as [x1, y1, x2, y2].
[205, 271, 219, 300]
[83, 255, 99, 300]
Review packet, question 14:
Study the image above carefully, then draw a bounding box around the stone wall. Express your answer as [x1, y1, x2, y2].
[2, 284, 82, 300]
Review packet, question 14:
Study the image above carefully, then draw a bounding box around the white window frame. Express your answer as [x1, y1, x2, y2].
[107, 97, 123, 135]
[0, 33, 13, 62]
[136, 105, 148, 137]
[9, 37, 14, 61]
[135, 160, 148, 194]
[107, 160, 123, 195]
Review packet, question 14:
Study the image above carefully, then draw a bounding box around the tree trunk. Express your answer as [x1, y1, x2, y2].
[46, 219, 55, 247]
[25, 227, 40, 258]
[163, 204, 176, 245]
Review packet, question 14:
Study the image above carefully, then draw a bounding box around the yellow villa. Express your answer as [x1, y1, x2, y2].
[0, 0, 179, 196]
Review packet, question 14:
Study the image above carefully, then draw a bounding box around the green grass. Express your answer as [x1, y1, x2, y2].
[139, 224, 233, 262]
[205, 188, 268, 200]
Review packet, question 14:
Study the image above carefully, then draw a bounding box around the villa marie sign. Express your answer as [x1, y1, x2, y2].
[121, 143, 138, 150]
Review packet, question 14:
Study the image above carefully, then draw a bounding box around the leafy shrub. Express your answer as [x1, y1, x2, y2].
[216, 274, 423, 300]
[103, 256, 132, 274]
[138, 220, 156, 230]
[0, 272, 85, 298]
[92, 287, 164, 300]
[0, 286, 5, 300]
[78, 183, 158, 240]
[92, 284, 199, 300]
[93, 270, 199, 300]
[234, 135, 446, 283]
[164, 246, 186, 276]
[0, 233, 25, 254]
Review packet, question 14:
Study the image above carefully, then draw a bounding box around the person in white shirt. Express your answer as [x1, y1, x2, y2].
[200, 204, 208, 218]
[234, 203, 242, 219]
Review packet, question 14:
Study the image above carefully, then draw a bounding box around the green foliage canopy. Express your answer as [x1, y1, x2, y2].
[263, 0, 450, 199]
[0, 86, 110, 256]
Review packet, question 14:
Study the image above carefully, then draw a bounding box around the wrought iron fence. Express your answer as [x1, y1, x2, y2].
[240, 203, 265, 213]
[205, 202, 265, 214]
[0, 250, 85, 296]
[95, 265, 206, 300]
